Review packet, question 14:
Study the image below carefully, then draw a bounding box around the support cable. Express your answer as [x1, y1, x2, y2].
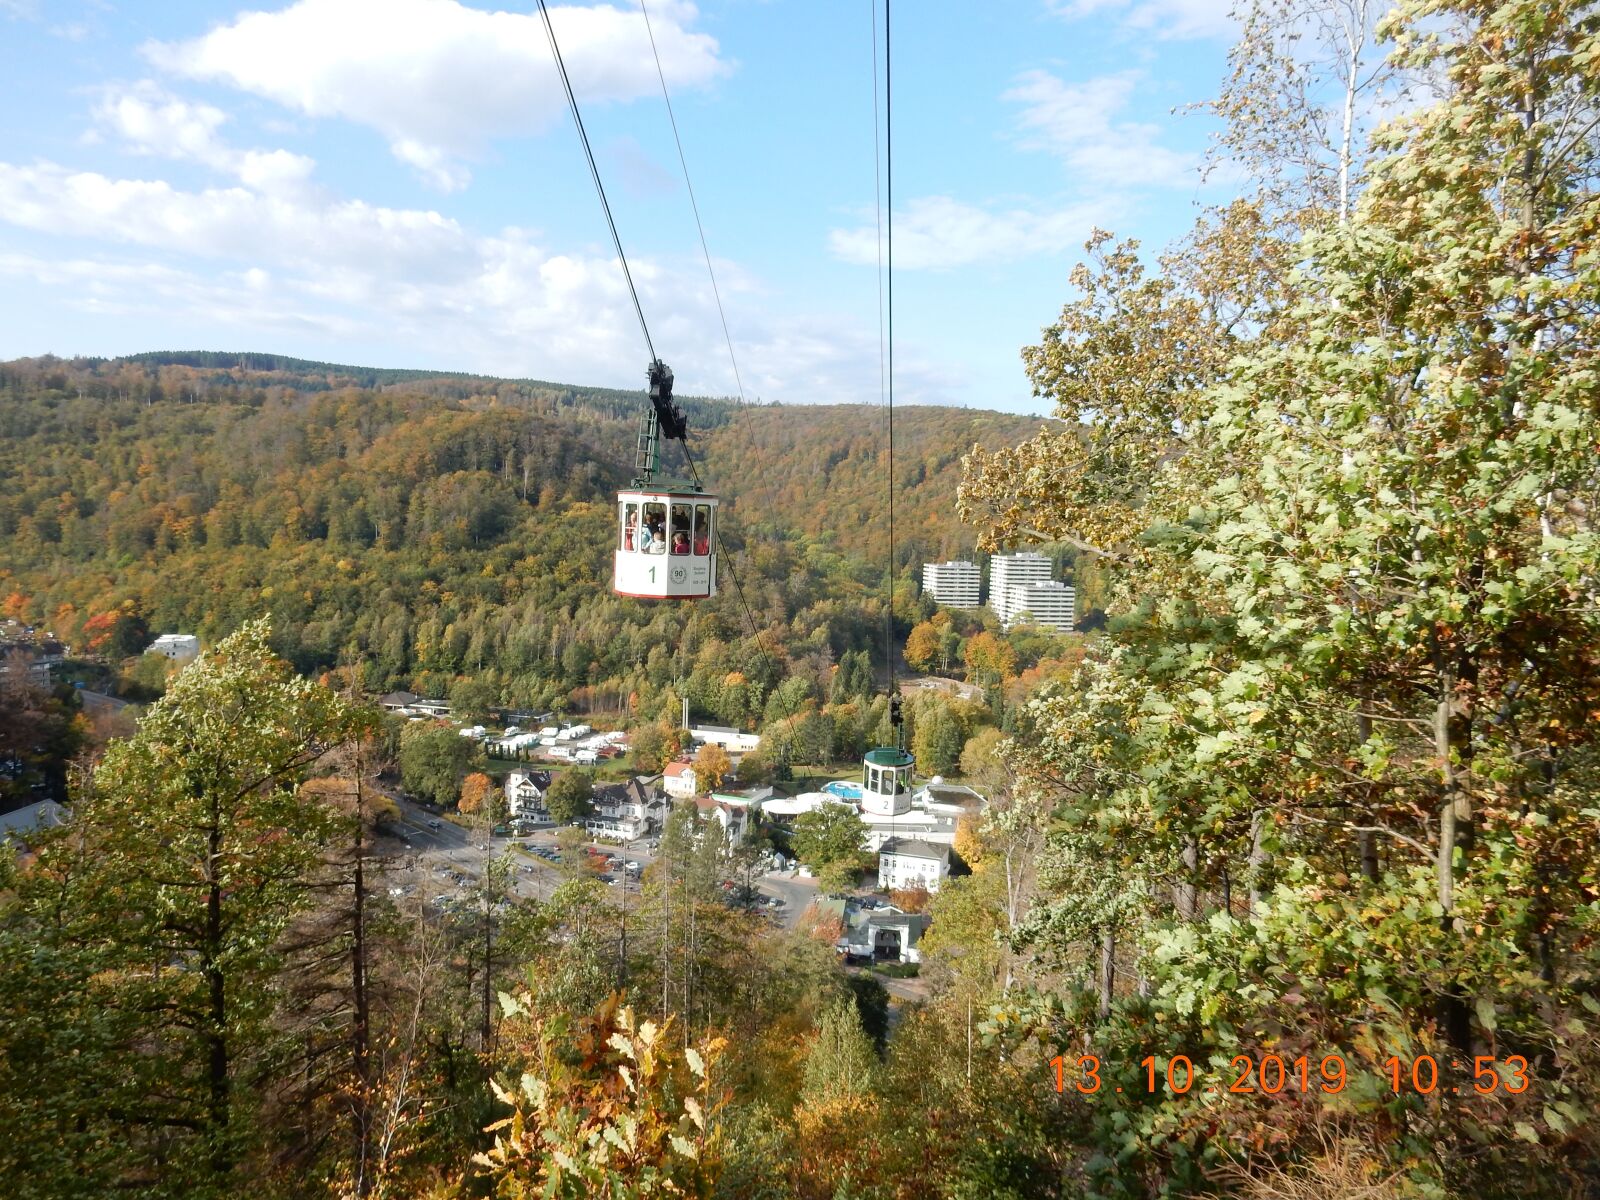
[883, 0, 901, 745]
[536, 0, 656, 362]
[638, 0, 748, 405]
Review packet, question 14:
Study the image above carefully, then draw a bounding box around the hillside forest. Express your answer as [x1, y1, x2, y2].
[2, 0, 1600, 1197]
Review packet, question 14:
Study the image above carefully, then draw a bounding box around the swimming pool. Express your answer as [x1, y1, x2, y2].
[822, 780, 863, 800]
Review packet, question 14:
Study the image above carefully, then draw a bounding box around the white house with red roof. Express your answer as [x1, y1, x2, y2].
[663, 760, 698, 799]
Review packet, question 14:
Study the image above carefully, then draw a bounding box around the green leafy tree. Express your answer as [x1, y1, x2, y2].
[963, 0, 1600, 1190]
[447, 676, 497, 723]
[958, 726, 1006, 785]
[399, 722, 475, 807]
[545, 770, 594, 826]
[75, 621, 362, 1188]
[911, 702, 963, 776]
[630, 722, 670, 774]
[800, 997, 878, 1107]
[791, 805, 867, 876]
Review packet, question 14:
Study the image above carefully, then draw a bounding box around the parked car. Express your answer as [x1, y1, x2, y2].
[427, 819, 442, 830]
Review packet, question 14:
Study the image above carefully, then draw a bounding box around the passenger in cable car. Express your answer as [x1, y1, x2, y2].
[694, 503, 711, 555]
[646, 512, 666, 552]
[671, 530, 690, 555]
[623, 510, 638, 551]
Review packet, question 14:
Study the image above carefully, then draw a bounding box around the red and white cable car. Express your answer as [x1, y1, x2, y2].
[612, 361, 718, 600]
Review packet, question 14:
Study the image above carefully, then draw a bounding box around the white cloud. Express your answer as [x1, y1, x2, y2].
[827, 67, 1195, 271]
[144, 0, 729, 190]
[94, 82, 316, 193]
[828, 194, 1114, 270]
[0, 157, 952, 404]
[1046, 0, 1235, 41]
[1005, 69, 1198, 190]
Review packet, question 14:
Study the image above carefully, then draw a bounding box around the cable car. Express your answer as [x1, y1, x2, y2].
[613, 360, 718, 600]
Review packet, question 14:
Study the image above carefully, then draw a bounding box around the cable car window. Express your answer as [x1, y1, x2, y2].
[642, 503, 667, 553]
[669, 504, 691, 555]
[621, 502, 639, 552]
[693, 504, 711, 556]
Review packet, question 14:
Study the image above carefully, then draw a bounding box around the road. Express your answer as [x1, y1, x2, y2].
[76, 688, 129, 716]
[381, 794, 820, 925]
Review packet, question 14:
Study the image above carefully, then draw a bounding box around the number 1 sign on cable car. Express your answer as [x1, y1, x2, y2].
[613, 360, 718, 600]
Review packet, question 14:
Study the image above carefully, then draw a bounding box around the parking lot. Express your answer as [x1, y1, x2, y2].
[379, 794, 819, 926]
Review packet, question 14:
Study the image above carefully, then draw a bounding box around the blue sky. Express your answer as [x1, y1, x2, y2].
[0, 0, 1237, 413]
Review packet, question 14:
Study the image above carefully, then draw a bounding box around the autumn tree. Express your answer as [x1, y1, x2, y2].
[478, 993, 727, 1197]
[693, 742, 732, 793]
[960, 631, 1017, 684]
[458, 770, 494, 816]
[904, 619, 941, 674]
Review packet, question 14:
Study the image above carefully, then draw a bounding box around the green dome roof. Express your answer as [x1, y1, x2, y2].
[863, 747, 914, 768]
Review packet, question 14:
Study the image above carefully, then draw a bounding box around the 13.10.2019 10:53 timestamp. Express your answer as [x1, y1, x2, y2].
[1052, 1053, 1532, 1097]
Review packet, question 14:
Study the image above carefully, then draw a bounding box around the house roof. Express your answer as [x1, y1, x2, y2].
[379, 691, 419, 705]
[924, 783, 984, 807]
[664, 761, 694, 777]
[878, 837, 950, 864]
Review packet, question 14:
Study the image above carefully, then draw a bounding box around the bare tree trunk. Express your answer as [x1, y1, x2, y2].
[1357, 711, 1380, 883]
[1174, 838, 1199, 921]
[1434, 654, 1476, 1051]
[1248, 810, 1269, 910]
[1337, 0, 1370, 225]
[351, 753, 373, 1197]
[204, 797, 232, 1178]
[1098, 926, 1116, 1021]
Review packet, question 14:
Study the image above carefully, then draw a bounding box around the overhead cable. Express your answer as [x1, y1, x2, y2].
[536, 0, 657, 362]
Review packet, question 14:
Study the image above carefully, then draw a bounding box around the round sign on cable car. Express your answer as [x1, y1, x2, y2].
[614, 487, 718, 599]
[612, 359, 719, 600]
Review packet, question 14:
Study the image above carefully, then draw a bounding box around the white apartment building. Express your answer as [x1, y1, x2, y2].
[1010, 580, 1076, 633]
[146, 633, 201, 661]
[920, 560, 981, 608]
[989, 552, 1054, 626]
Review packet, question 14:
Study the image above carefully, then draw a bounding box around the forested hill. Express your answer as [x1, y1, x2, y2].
[0, 353, 1050, 709]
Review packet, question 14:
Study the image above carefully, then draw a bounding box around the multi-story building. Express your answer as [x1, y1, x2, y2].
[877, 837, 952, 894]
[988, 551, 1054, 626]
[1010, 580, 1076, 633]
[920, 560, 981, 608]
